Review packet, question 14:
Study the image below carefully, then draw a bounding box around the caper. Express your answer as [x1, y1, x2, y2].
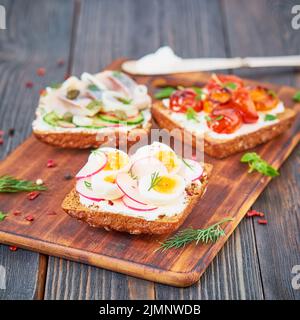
[66, 89, 80, 100]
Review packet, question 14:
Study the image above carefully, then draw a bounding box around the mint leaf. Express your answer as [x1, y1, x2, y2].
[293, 91, 300, 102]
[154, 87, 176, 99]
[0, 211, 7, 222]
[264, 114, 277, 121]
[241, 152, 279, 177]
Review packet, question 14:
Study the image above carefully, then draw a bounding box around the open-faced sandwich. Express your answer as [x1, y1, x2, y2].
[33, 71, 152, 148]
[62, 142, 212, 234]
[152, 74, 296, 158]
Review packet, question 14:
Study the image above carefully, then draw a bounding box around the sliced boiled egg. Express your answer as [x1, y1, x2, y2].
[130, 156, 168, 180]
[138, 173, 185, 206]
[91, 171, 123, 200]
[99, 147, 131, 173]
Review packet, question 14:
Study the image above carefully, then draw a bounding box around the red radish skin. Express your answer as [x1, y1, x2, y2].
[76, 180, 105, 202]
[76, 154, 107, 180]
[121, 196, 157, 212]
[116, 172, 148, 205]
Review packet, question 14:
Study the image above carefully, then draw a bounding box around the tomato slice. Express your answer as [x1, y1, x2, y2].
[249, 86, 279, 111]
[169, 88, 202, 113]
[209, 87, 231, 104]
[205, 74, 244, 91]
[208, 107, 243, 134]
[231, 88, 259, 123]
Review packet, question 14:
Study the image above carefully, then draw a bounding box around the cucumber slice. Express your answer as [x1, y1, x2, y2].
[99, 112, 144, 125]
[43, 111, 60, 127]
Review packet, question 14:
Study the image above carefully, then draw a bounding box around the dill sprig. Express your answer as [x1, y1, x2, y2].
[148, 171, 163, 191]
[0, 176, 47, 193]
[157, 217, 233, 251]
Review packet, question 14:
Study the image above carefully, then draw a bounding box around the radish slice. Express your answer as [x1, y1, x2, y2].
[76, 152, 107, 179]
[130, 156, 167, 180]
[116, 172, 147, 205]
[122, 196, 157, 212]
[76, 179, 104, 202]
[179, 159, 204, 183]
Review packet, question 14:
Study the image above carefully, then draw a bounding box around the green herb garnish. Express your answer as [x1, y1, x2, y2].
[66, 89, 80, 100]
[112, 70, 122, 78]
[0, 176, 47, 193]
[215, 115, 224, 121]
[84, 181, 92, 190]
[86, 100, 102, 110]
[193, 87, 205, 100]
[293, 91, 300, 102]
[117, 97, 132, 105]
[154, 87, 176, 99]
[49, 82, 62, 89]
[264, 114, 277, 121]
[224, 82, 237, 90]
[148, 171, 163, 191]
[0, 211, 7, 222]
[186, 107, 199, 121]
[157, 218, 233, 251]
[88, 84, 100, 91]
[241, 152, 279, 177]
[182, 158, 194, 171]
[204, 115, 212, 122]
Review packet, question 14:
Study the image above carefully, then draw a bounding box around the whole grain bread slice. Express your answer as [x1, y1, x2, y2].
[152, 101, 296, 159]
[33, 121, 152, 149]
[62, 163, 212, 235]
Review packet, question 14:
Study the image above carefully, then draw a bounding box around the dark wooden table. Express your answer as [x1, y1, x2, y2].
[0, 0, 299, 300]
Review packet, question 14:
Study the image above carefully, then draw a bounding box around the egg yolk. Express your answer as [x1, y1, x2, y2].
[104, 152, 128, 171]
[156, 151, 178, 173]
[103, 175, 116, 184]
[153, 176, 178, 194]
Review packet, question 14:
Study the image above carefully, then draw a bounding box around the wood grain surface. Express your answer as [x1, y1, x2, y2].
[0, 0, 299, 299]
[0, 56, 299, 287]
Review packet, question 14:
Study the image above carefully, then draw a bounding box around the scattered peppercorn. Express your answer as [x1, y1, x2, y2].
[57, 59, 65, 67]
[25, 81, 34, 88]
[246, 210, 265, 218]
[35, 178, 44, 185]
[39, 88, 47, 96]
[46, 211, 57, 215]
[25, 215, 34, 222]
[64, 173, 73, 180]
[108, 200, 114, 206]
[13, 210, 21, 216]
[47, 159, 56, 168]
[8, 128, 15, 136]
[36, 67, 46, 76]
[27, 191, 40, 200]
[0, 138, 3, 145]
[9, 246, 18, 251]
[258, 219, 268, 225]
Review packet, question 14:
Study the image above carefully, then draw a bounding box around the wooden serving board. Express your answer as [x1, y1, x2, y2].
[0, 60, 299, 287]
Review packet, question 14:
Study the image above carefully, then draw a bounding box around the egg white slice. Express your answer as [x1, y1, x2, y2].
[130, 156, 167, 180]
[91, 171, 124, 200]
[138, 173, 185, 206]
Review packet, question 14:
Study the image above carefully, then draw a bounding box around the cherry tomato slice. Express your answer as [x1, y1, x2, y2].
[169, 88, 202, 113]
[232, 88, 259, 123]
[249, 86, 279, 111]
[208, 107, 243, 134]
[205, 74, 244, 91]
[209, 87, 231, 104]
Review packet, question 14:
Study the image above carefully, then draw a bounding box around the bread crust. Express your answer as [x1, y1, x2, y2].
[152, 102, 296, 158]
[33, 121, 152, 149]
[62, 164, 212, 235]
